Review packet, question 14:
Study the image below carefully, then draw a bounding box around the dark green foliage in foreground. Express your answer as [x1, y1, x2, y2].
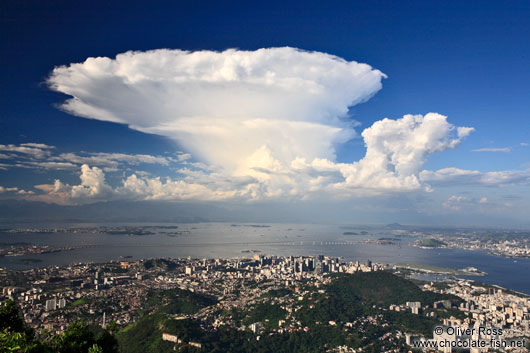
[0, 300, 118, 353]
[116, 314, 179, 353]
[1, 300, 46, 353]
[116, 314, 393, 353]
[1, 300, 28, 334]
[117, 289, 217, 352]
[50, 321, 118, 353]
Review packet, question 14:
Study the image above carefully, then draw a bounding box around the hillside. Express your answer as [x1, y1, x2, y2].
[328, 271, 453, 306]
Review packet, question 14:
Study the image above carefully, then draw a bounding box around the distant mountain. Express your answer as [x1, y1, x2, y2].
[0, 199, 371, 224]
[385, 222, 409, 229]
[0, 200, 219, 224]
[0, 199, 349, 224]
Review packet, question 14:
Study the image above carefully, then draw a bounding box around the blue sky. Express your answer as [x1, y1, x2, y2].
[1, 0, 529, 226]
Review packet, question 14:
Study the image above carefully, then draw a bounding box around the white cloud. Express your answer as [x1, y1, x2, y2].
[441, 195, 512, 214]
[0, 143, 176, 171]
[42, 47, 490, 202]
[29, 113, 476, 204]
[0, 186, 19, 193]
[443, 195, 469, 210]
[20, 143, 55, 149]
[420, 167, 530, 187]
[0, 144, 52, 159]
[70, 165, 113, 199]
[47, 47, 385, 175]
[472, 147, 511, 153]
[521, 142, 529, 147]
[30, 164, 254, 204]
[23, 161, 78, 170]
[285, 113, 473, 196]
[176, 153, 191, 162]
[335, 113, 473, 193]
[52, 152, 171, 167]
[32, 165, 113, 204]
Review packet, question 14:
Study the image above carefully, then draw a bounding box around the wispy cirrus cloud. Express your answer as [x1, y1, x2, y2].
[0, 143, 54, 159]
[0, 143, 181, 171]
[472, 147, 511, 153]
[420, 167, 530, 187]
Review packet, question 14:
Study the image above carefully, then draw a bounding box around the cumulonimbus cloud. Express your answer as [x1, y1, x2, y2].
[36, 47, 486, 204]
[47, 47, 385, 174]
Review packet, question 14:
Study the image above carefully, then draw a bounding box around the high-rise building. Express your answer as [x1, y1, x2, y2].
[45, 298, 56, 311]
[57, 298, 66, 308]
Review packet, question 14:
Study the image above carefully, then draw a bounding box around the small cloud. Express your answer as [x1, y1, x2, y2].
[479, 197, 488, 204]
[421, 167, 530, 187]
[24, 161, 78, 170]
[20, 143, 55, 149]
[457, 127, 474, 138]
[442, 195, 469, 211]
[521, 142, 529, 147]
[176, 153, 192, 162]
[0, 186, 19, 193]
[472, 147, 511, 153]
[17, 189, 35, 195]
[0, 143, 53, 159]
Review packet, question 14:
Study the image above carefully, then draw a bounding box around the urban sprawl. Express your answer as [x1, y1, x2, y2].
[1, 254, 529, 352]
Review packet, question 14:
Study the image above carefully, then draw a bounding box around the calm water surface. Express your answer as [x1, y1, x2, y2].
[1, 223, 529, 294]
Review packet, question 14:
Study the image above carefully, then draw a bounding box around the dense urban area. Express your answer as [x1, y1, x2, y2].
[1, 253, 529, 352]
[410, 230, 530, 258]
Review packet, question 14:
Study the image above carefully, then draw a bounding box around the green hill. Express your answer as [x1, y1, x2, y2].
[417, 238, 447, 247]
[297, 272, 461, 335]
[116, 315, 205, 353]
[142, 288, 217, 315]
[116, 272, 463, 351]
[328, 271, 451, 306]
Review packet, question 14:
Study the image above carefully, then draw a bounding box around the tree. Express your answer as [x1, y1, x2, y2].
[0, 300, 27, 333]
[88, 344, 103, 353]
[0, 301, 117, 353]
[0, 330, 48, 353]
[52, 321, 96, 353]
[51, 321, 118, 353]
